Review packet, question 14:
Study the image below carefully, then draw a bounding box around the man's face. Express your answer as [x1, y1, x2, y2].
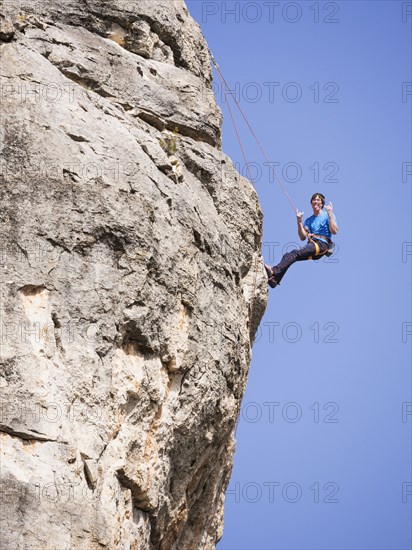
[311, 196, 324, 213]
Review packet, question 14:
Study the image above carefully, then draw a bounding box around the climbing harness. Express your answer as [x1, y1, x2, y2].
[325, 241, 335, 257]
[307, 234, 335, 259]
[307, 234, 329, 259]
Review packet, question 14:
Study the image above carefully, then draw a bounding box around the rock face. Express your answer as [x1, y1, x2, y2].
[0, 1, 267, 548]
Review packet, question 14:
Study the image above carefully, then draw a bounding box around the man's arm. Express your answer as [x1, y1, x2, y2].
[325, 202, 339, 234]
[296, 209, 308, 241]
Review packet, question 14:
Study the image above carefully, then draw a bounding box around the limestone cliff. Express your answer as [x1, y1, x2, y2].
[0, 1, 267, 548]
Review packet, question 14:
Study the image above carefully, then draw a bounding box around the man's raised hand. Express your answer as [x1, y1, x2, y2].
[296, 209, 304, 221]
[325, 202, 333, 214]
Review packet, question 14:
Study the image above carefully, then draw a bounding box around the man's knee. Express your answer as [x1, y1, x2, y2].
[295, 245, 314, 261]
[283, 249, 298, 262]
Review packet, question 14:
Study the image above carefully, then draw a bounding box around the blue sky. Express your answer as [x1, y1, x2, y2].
[185, 1, 411, 549]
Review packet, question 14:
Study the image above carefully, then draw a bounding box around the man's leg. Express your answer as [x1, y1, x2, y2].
[270, 242, 317, 284]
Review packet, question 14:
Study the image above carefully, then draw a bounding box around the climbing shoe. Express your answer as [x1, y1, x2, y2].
[268, 275, 278, 288]
[265, 264, 278, 288]
[265, 264, 274, 278]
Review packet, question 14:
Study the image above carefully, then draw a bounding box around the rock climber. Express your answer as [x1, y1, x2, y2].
[266, 193, 338, 288]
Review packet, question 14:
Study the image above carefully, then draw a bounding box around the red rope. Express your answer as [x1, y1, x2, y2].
[216, 69, 256, 188]
[213, 57, 297, 214]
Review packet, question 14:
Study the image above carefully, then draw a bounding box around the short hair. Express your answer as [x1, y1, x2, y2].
[311, 193, 325, 206]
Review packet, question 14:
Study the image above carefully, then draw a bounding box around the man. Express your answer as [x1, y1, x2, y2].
[266, 193, 338, 288]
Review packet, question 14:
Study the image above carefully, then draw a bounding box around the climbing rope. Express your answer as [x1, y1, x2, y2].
[210, 51, 297, 214]
[215, 68, 256, 189]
